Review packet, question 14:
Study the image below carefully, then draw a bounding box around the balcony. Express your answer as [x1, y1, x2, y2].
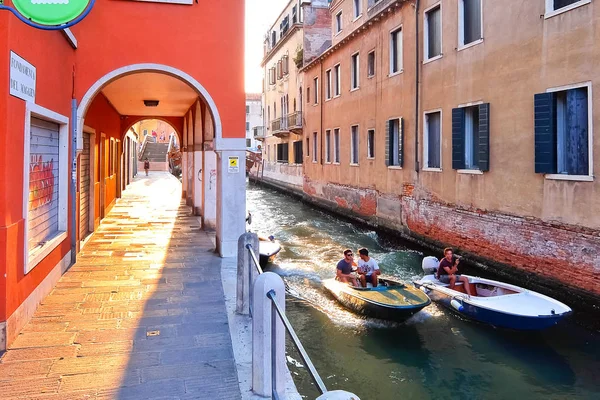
[271, 117, 288, 137]
[286, 111, 303, 134]
[271, 112, 303, 138]
[253, 126, 265, 140]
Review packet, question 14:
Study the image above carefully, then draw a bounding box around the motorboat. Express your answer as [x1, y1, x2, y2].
[258, 235, 281, 266]
[323, 277, 431, 322]
[413, 256, 572, 330]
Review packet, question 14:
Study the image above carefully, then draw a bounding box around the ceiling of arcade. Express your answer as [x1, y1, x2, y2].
[101, 72, 199, 117]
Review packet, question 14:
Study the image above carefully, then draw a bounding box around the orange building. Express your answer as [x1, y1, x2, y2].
[299, 0, 600, 306]
[0, 0, 246, 351]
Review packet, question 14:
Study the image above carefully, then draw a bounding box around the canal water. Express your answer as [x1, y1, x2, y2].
[246, 183, 600, 400]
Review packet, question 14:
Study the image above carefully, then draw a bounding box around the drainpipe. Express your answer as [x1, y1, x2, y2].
[414, 0, 420, 173]
[70, 98, 78, 264]
[320, 61, 324, 165]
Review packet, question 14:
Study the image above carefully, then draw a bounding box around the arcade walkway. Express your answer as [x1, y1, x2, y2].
[0, 172, 241, 399]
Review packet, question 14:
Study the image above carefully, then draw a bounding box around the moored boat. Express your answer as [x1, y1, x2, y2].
[414, 256, 572, 330]
[323, 277, 431, 322]
[258, 235, 281, 266]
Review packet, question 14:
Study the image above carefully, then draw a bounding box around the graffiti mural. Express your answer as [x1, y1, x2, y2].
[29, 155, 55, 210]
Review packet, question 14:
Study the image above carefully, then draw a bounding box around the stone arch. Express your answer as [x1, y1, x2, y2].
[121, 116, 183, 145]
[76, 63, 222, 152]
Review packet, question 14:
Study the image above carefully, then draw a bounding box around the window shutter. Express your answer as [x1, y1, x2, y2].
[398, 118, 404, 167]
[452, 107, 466, 170]
[385, 120, 390, 166]
[478, 103, 490, 172]
[534, 93, 557, 174]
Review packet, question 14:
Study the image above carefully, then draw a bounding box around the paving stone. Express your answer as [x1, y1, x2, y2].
[10, 332, 77, 349]
[0, 173, 241, 400]
[0, 346, 78, 362]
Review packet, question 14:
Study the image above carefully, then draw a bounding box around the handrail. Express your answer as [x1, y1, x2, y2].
[246, 243, 264, 274]
[267, 289, 328, 395]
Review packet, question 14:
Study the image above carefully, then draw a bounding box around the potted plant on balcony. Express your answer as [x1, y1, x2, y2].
[293, 45, 303, 69]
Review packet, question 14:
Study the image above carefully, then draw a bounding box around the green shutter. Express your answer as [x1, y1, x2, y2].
[534, 93, 557, 174]
[452, 108, 466, 170]
[478, 103, 490, 172]
[385, 120, 390, 166]
[398, 118, 404, 168]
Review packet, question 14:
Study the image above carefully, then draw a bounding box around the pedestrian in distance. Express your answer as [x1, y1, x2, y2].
[144, 157, 150, 176]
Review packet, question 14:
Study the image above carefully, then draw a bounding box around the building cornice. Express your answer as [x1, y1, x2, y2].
[261, 24, 303, 67]
[300, 0, 406, 72]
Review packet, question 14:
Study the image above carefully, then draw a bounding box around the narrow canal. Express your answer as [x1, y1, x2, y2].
[246, 183, 600, 400]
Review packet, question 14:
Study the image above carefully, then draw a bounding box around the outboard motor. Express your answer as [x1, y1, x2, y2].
[422, 256, 439, 275]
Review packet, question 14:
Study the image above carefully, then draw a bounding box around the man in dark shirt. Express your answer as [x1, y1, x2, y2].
[336, 249, 359, 287]
[437, 248, 472, 296]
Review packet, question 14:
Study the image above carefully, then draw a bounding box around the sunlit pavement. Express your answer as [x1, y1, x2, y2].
[0, 172, 241, 400]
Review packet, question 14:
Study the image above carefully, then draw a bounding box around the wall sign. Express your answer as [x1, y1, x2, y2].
[11, 0, 91, 26]
[228, 156, 239, 173]
[10, 52, 36, 103]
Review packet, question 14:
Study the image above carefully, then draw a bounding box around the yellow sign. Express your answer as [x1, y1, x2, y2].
[228, 156, 240, 173]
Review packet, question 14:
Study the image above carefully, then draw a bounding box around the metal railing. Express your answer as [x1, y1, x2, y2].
[237, 232, 358, 399]
[286, 111, 303, 129]
[271, 117, 282, 133]
[253, 126, 265, 139]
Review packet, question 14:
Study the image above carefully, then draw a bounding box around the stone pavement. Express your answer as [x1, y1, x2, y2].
[0, 172, 242, 400]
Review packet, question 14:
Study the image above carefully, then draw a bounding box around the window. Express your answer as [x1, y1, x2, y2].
[535, 85, 591, 177]
[452, 104, 490, 171]
[425, 5, 442, 60]
[351, 125, 359, 164]
[246, 139, 252, 147]
[351, 53, 360, 90]
[269, 67, 276, 85]
[313, 77, 319, 104]
[367, 51, 375, 77]
[312, 132, 318, 162]
[334, 128, 340, 163]
[246, 105, 250, 114]
[390, 28, 403, 74]
[334, 64, 341, 96]
[336, 11, 343, 33]
[306, 137, 310, 157]
[307, 87, 311, 104]
[283, 55, 289, 75]
[143, 129, 148, 136]
[24, 105, 69, 273]
[353, 0, 361, 18]
[277, 60, 283, 80]
[325, 130, 332, 163]
[367, 129, 375, 158]
[424, 111, 442, 169]
[246, 122, 250, 131]
[276, 143, 289, 163]
[546, 0, 589, 16]
[292, 5, 298, 23]
[386, 118, 403, 167]
[293, 140, 303, 164]
[267, 145, 270, 160]
[459, 0, 482, 47]
[326, 69, 332, 100]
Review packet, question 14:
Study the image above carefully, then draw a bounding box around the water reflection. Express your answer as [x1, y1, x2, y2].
[248, 183, 600, 400]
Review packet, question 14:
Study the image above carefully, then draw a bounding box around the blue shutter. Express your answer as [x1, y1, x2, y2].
[478, 103, 490, 172]
[452, 108, 465, 170]
[566, 88, 589, 175]
[385, 120, 390, 166]
[534, 93, 557, 174]
[398, 118, 404, 168]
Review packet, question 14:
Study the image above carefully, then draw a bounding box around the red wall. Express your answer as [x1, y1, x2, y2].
[1, 0, 245, 323]
[1, 6, 76, 321]
[71, 0, 245, 139]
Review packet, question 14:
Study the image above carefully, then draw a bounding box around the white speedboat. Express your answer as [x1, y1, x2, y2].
[414, 256, 572, 330]
[258, 235, 281, 266]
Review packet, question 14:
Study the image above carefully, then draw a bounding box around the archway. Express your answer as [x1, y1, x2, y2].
[76, 64, 246, 257]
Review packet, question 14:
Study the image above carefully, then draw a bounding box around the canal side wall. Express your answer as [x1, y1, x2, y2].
[255, 175, 600, 324]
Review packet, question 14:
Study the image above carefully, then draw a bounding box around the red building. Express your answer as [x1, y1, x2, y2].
[0, 0, 246, 351]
